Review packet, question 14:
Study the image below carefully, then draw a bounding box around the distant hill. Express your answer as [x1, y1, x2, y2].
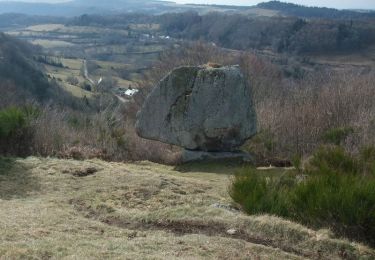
[1, 0, 374, 19]
[0, 0, 181, 16]
[257, 1, 375, 19]
[0, 1, 113, 16]
[0, 13, 67, 30]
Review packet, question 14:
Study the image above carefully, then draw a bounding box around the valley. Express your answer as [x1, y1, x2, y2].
[1, 1, 375, 259]
[5, 21, 171, 101]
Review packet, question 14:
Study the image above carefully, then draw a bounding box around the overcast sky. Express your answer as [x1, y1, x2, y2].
[0, 0, 374, 10]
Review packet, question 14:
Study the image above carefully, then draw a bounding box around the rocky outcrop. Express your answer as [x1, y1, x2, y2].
[135, 65, 257, 152]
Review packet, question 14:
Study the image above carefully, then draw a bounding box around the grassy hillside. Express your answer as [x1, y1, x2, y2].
[0, 33, 52, 102]
[0, 157, 373, 259]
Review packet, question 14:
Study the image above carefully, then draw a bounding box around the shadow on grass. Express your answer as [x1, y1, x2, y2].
[0, 157, 41, 200]
[174, 159, 254, 174]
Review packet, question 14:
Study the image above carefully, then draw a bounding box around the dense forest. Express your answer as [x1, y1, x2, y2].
[257, 1, 375, 19]
[157, 12, 375, 54]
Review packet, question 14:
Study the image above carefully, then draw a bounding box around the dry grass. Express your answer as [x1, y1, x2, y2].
[31, 39, 75, 49]
[44, 64, 93, 98]
[26, 24, 129, 36]
[62, 83, 94, 98]
[0, 157, 373, 259]
[129, 23, 160, 31]
[61, 58, 83, 70]
[244, 8, 281, 17]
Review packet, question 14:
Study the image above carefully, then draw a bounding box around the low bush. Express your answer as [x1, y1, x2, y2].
[322, 127, 354, 146]
[0, 107, 27, 138]
[0, 106, 36, 156]
[307, 145, 359, 174]
[360, 146, 375, 176]
[230, 146, 375, 246]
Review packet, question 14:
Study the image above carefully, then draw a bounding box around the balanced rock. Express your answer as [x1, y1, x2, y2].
[135, 65, 257, 151]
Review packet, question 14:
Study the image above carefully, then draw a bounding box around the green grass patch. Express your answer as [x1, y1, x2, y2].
[322, 127, 354, 145]
[230, 145, 375, 246]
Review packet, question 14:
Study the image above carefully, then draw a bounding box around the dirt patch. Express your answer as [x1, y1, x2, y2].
[102, 216, 312, 259]
[63, 167, 98, 177]
[70, 198, 310, 259]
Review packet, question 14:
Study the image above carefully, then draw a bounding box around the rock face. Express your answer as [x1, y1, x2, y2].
[135, 65, 257, 152]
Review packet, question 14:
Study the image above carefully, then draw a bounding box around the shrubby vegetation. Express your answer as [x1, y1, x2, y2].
[230, 145, 375, 246]
[0, 106, 38, 156]
[0, 85, 180, 163]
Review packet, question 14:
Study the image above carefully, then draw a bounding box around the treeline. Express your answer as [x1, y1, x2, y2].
[157, 12, 375, 54]
[0, 13, 68, 30]
[257, 1, 375, 19]
[67, 12, 375, 55]
[67, 13, 150, 28]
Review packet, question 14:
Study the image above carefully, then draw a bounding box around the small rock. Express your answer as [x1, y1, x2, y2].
[226, 229, 237, 235]
[211, 202, 240, 213]
[127, 231, 137, 239]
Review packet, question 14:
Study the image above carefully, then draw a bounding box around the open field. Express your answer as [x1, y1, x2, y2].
[62, 83, 93, 98]
[0, 157, 373, 259]
[44, 62, 94, 98]
[129, 23, 160, 31]
[244, 8, 280, 17]
[26, 24, 65, 32]
[31, 39, 75, 49]
[26, 24, 129, 36]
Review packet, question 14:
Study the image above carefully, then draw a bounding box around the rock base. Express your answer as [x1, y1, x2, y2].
[182, 150, 253, 163]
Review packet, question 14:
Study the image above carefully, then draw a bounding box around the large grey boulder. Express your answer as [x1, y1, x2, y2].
[135, 65, 257, 152]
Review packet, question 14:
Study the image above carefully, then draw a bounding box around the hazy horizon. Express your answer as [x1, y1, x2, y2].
[172, 0, 375, 10]
[0, 0, 374, 10]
